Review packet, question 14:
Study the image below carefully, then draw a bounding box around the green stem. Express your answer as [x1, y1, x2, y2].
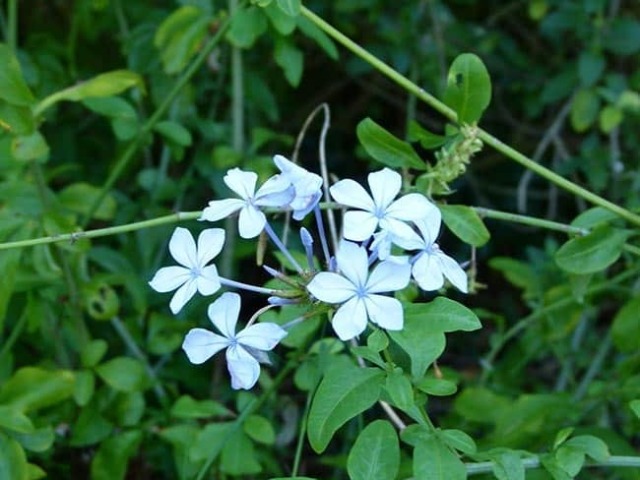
[0, 211, 201, 251]
[6, 0, 17, 51]
[480, 266, 640, 383]
[0, 305, 28, 365]
[195, 359, 297, 480]
[80, 8, 237, 227]
[465, 456, 640, 475]
[473, 206, 588, 235]
[300, 6, 640, 228]
[573, 332, 612, 401]
[291, 389, 313, 476]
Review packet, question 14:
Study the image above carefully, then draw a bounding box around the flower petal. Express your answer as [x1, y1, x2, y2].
[412, 252, 444, 291]
[331, 297, 368, 340]
[330, 179, 375, 211]
[169, 278, 198, 314]
[226, 345, 261, 390]
[200, 198, 245, 222]
[207, 292, 241, 338]
[414, 205, 442, 244]
[149, 266, 190, 293]
[386, 193, 434, 222]
[379, 217, 417, 244]
[366, 259, 411, 293]
[438, 252, 468, 293]
[255, 174, 295, 207]
[364, 294, 404, 331]
[196, 228, 225, 266]
[182, 328, 229, 364]
[168, 227, 197, 268]
[196, 265, 221, 296]
[335, 240, 369, 288]
[368, 168, 401, 210]
[237, 322, 287, 350]
[342, 210, 378, 242]
[307, 272, 356, 303]
[238, 204, 266, 239]
[224, 168, 257, 199]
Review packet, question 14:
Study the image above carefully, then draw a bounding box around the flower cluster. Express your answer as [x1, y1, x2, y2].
[149, 155, 467, 389]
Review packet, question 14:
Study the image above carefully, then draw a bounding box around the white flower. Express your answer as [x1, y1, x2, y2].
[274, 154, 323, 220]
[200, 168, 294, 238]
[396, 202, 468, 293]
[306, 241, 411, 340]
[329, 168, 432, 245]
[181, 292, 287, 390]
[149, 227, 224, 314]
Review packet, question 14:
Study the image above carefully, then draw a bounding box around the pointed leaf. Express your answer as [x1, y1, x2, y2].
[307, 357, 384, 453]
[347, 420, 399, 480]
[413, 434, 466, 480]
[443, 53, 492, 124]
[611, 297, 640, 353]
[555, 225, 630, 274]
[0, 367, 75, 412]
[491, 451, 525, 480]
[357, 117, 426, 170]
[440, 204, 490, 247]
[276, 0, 301, 16]
[0, 44, 35, 106]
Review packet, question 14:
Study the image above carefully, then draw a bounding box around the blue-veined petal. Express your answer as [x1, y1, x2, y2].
[168, 227, 197, 268]
[200, 198, 244, 222]
[207, 292, 241, 339]
[387, 193, 434, 221]
[182, 328, 229, 364]
[149, 266, 190, 293]
[335, 241, 369, 288]
[412, 252, 444, 291]
[237, 322, 287, 350]
[437, 252, 468, 293]
[330, 179, 375, 211]
[238, 204, 266, 239]
[413, 205, 442, 244]
[224, 168, 257, 199]
[366, 259, 411, 293]
[196, 228, 225, 266]
[331, 297, 368, 340]
[170, 278, 198, 314]
[307, 272, 356, 303]
[227, 345, 261, 390]
[364, 294, 403, 331]
[342, 210, 378, 242]
[196, 265, 221, 296]
[368, 168, 401, 210]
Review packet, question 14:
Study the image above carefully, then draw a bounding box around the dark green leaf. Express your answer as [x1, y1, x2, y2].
[555, 225, 630, 274]
[90, 430, 142, 480]
[226, 7, 268, 49]
[274, 38, 304, 87]
[603, 18, 640, 55]
[154, 120, 192, 147]
[171, 395, 233, 419]
[408, 121, 447, 149]
[297, 16, 338, 60]
[12, 426, 54, 453]
[347, 420, 400, 480]
[73, 370, 95, 406]
[243, 415, 276, 445]
[443, 53, 492, 124]
[221, 430, 262, 475]
[0, 405, 34, 433]
[578, 51, 605, 87]
[612, 297, 640, 353]
[440, 204, 491, 247]
[80, 339, 108, 368]
[265, 2, 297, 35]
[357, 117, 425, 170]
[95, 357, 147, 392]
[307, 358, 384, 453]
[190, 422, 233, 462]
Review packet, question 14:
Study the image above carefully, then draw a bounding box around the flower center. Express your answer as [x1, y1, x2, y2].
[189, 266, 202, 279]
[355, 284, 368, 299]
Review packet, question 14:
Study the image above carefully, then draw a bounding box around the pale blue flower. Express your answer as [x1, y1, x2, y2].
[274, 154, 323, 220]
[149, 227, 224, 314]
[182, 292, 287, 390]
[306, 241, 411, 340]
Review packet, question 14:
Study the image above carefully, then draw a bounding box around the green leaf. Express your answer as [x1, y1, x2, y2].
[83, 97, 139, 141]
[35, 70, 144, 116]
[599, 105, 623, 133]
[12, 426, 54, 453]
[440, 204, 490, 247]
[95, 357, 147, 392]
[0, 101, 35, 135]
[555, 225, 630, 274]
[226, 7, 268, 49]
[0, 405, 34, 433]
[170, 395, 233, 419]
[440, 429, 477, 455]
[80, 339, 108, 368]
[385, 370, 414, 412]
[611, 297, 640, 353]
[416, 378, 457, 396]
[73, 370, 95, 406]
[59, 182, 117, 221]
[603, 17, 640, 56]
[11, 131, 49, 162]
[154, 120, 192, 147]
[189, 422, 233, 461]
[0, 44, 35, 106]
[274, 38, 304, 87]
[491, 451, 525, 480]
[564, 435, 609, 462]
[70, 407, 113, 447]
[0, 367, 75, 412]
[0, 432, 28, 480]
[405, 297, 482, 333]
[367, 329, 389, 352]
[307, 358, 384, 453]
[571, 207, 619, 229]
[90, 430, 142, 480]
[555, 445, 584, 477]
[265, 2, 297, 35]
[243, 415, 276, 445]
[221, 430, 262, 475]
[570, 89, 601, 132]
[276, 0, 301, 16]
[347, 420, 400, 480]
[413, 434, 466, 480]
[578, 51, 605, 87]
[357, 117, 425, 170]
[630, 400, 640, 419]
[111, 392, 145, 427]
[297, 16, 338, 60]
[407, 121, 447, 149]
[443, 53, 492, 124]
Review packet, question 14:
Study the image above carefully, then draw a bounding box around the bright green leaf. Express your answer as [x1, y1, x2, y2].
[570, 89, 601, 132]
[0, 367, 75, 413]
[0, 101, 35, 135]
[555, 225, 630, 274]
[244, 415, 276, 445]
[0, 432, 29, 480]
[347, 420, 400, 480]
[95, 357, 147, 392]
[14, 426, 54, 452]
[226, 7, 268, 49]
[404, 297, 482, 333]
[440, 204, 490, 247]
[307, 358, 384, 453]
[357, 117, 426, 170]
[611, 297, 640, 353]
[555, 445, 584, 477]
[35, 70, 144, 116]
[154, 120, 192, 147]
[564, 435, 609, 462]
[413, 434, 466, 480]
[385, 370, 414, 412]
[443, 53, 492, 124]
[630, 400, 640, 419]
[0, 405, 34, 433]
[80, 339, 108, 368]
[73, 370, 95, 406]
[11, 131, 49, 162]
[265, 2, 297, 34]
[0, 44, 35, 106]
[171, 395, 233, 419]
[276, 0, 301, 16]
[491, 451, 525, 480]
[190, 422, 233, 462]
[416, 378, 457, 396]
[274, 38, 304, 87]
[440, 429, 477, 455]
[367, 329, 389, 352]
[599, 105, 623, 133]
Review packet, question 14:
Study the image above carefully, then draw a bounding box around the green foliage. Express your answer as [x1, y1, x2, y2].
[443, 53, 492, 124]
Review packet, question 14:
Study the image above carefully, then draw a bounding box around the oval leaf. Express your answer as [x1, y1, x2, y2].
[307, 358, 384, 453]
[95, 357, 147, 392]
[0, 367, 75, 412]
[555, 225, 630, 274]
[440, 204, 490, 247]
[276, 0, 301, 16]
[443, 53, 492, 124]
[414, 435, 466, 480]
[347, 420, 400, 480]
[357, 117, 426, 170]
[611, 297, 640, 353]
[0, 45, 35, 106]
